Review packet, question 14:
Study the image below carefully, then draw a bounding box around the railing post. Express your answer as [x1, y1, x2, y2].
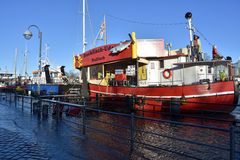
[56, 101, 59, 119]
[7, 93, 10, 104]
[126, 95, 135, 112]
[5, 93, 7, 102]
[9, 93, 12, 105]
[82, 104, 86, 135]
[39, 97, 42, 115]
[30, 97, 33, 113]
[96, 93, 101, 108]
[230, 123, 236, 160]
[132, 95, 136, 112]
[21, 95, 24, 110]
[56, 97, 62, 118]
[96, 93, 99, 108]
[15, 92, 17, 108]
[130, 112, 135, 153]
[42, 104, 48, 117]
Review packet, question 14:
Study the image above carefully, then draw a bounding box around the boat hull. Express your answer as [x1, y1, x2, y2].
[26, 84, 60, 95]
[89, 81, 239, 113]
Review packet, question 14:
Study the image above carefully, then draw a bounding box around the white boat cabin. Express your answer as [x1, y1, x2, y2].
[31, 65, 67, 84]
[83, 38, 233, 87]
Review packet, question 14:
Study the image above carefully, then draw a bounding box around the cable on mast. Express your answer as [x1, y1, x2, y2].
[106, 13, 186, 26]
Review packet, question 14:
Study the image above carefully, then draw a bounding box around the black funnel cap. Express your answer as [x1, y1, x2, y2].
[185, 12, 192, 19]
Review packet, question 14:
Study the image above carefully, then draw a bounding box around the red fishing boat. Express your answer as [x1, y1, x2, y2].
[73, 12, 239, 113]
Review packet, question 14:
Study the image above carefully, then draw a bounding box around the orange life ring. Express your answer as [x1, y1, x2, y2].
[163, 69, 172, 79]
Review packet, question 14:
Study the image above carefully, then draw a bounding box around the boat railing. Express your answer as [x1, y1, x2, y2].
[0, 92, 239, 159]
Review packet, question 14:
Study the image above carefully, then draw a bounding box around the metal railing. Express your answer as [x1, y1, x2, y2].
[0, 92, 239, 159]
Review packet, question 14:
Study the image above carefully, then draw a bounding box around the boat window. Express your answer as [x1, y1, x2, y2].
[208, 66, 212, 73]
[151, 62, 155, 69]
[115, 69, 124, 74]
[138, 64, 147, 80]
[90, 64, 103, 80]
[159, 60, 164, 68]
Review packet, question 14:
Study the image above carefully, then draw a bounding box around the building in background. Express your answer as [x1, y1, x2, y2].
[233, 58, 240, 82]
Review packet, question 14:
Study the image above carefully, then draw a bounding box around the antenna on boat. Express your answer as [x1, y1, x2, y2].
[185, 12, 194, 59]
[43, 43, 50, 66]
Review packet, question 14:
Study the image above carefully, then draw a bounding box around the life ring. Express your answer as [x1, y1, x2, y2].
[163, 69, 172, 79]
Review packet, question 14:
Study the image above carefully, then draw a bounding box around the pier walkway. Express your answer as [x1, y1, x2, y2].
[0, 103, 85, 159]
[0, 102, 122, 159]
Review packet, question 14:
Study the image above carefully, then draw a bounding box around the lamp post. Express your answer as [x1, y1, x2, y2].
[23, 25, 42, 95]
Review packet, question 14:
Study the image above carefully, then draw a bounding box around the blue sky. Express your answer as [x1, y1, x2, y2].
[0, 0, 239, 75]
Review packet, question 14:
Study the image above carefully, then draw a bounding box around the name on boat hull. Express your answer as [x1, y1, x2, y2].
[74, 44, 133, 68]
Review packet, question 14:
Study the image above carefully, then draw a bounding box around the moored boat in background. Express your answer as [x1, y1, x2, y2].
[26, 65, 70, 95]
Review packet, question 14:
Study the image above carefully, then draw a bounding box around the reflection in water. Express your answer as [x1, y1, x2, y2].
[76, 108, 235, 160]
[133, 116, 230, 159]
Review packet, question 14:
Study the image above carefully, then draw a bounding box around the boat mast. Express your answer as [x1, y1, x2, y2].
[185, 12, 193, 60]
[83, 0, 90, 80]
[82, 0, 86, 52]
[81, 0, 90, 98]
[103, 15, 107, 45]
[14, 48, 18, 84]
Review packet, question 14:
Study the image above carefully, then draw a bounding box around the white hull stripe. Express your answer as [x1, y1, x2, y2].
[90, 90, 234, 99]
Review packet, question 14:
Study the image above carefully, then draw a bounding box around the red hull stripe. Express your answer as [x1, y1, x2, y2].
[90, 90, 234, 99]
